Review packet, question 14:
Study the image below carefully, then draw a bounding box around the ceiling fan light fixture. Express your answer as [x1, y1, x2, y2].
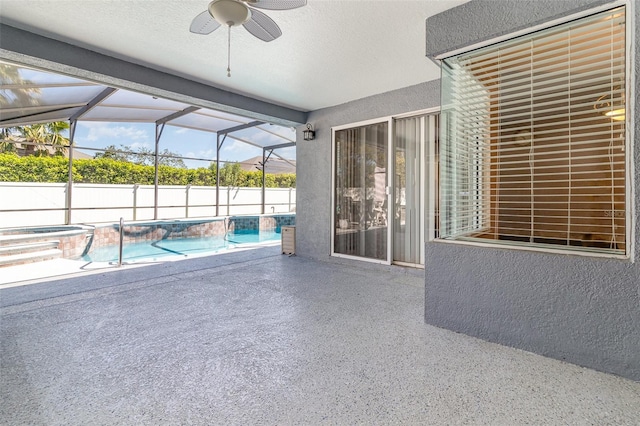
[191, 0, 307, 76]
[208, 0, 251, 27]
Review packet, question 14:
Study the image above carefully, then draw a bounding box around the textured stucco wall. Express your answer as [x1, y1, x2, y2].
[425, 0, 613, 59]
[296, 81, 440, 260]
[425, 0, 639, 381]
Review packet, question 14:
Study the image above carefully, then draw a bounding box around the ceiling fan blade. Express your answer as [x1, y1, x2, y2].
[190, 10, 222, 34]
[243, 8, 282, 42]
[249, 0, 307, 11]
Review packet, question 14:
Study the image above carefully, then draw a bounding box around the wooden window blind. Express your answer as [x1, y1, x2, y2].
[440, 6, 628, 255]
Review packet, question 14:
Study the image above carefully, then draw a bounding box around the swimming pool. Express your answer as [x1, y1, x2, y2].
[82, 229, 280, 263]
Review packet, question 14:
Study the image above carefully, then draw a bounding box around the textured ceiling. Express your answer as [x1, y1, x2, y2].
[0, 0, 468, 112]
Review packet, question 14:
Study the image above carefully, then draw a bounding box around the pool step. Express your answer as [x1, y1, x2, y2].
[0, 240, 63, 268]
[0, 227, 91, 268]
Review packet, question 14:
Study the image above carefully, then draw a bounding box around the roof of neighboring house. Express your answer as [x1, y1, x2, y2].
[67, 148, 93, 160]
[239, 156, 296, 175]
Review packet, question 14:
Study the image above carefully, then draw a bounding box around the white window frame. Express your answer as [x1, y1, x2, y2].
[435, 0, 635, 260]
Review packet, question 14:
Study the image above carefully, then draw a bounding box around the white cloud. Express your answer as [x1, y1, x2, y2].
[220, 140, 261, 162]
[276, 146, 296, 160]
[129, 142, 151, 151]
[222, 139, 252, 153]
[184, 148, 216, 159]
[79, 122, 150, 143]
[249, 129, 286, 144]
[175, 128, 190, 134]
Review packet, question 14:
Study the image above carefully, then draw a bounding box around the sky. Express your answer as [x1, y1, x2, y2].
[74, 122, 295, 168]
[10, 64, 297, 170]
[72, 121, 296, 169]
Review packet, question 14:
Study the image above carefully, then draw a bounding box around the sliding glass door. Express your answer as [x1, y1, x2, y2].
[391, 114, 438, 266]
[332, 113, 438, 266]
[393, 116, 423, 265]
[333, 122, 389, 261]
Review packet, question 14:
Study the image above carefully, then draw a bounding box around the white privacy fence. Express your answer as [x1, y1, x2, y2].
[0, 182, 296, 228]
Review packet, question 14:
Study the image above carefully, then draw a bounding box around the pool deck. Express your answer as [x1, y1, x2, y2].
[1, 246, 639, 424]
[0, 241, 280, 288]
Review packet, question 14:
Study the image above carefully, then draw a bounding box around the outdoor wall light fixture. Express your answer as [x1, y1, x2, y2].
[303, 123, 315, 141]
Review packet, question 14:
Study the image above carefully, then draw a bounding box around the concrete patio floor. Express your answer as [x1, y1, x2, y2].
[1, 246, 639, 425]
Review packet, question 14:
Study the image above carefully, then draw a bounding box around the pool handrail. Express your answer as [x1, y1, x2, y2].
[118, 217, 124, 267]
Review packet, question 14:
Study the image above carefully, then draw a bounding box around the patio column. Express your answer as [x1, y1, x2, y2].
[65, 120, 77, 225]
[216, 134, 225, 217]
[66, 87, 118, 225]
[261, 148, 266, 215]
[260, 141, 296, 215]
[215, 121, 264, 217]
[154, 123, 164, 220]
[153, 105, 200, 220]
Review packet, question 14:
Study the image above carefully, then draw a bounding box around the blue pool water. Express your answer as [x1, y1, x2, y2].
[82, 230, 280, 263]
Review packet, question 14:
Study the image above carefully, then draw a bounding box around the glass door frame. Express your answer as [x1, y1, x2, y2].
[331, 117, 394, 265]
[392, 114, 424, 268]
[330, 108, 440, 266]
[391, 110, 440, 268]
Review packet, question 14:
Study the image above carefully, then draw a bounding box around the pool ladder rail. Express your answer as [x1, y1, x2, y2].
[118, 217, 124, 267]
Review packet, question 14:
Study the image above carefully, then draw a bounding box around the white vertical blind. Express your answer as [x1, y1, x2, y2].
[440, 6, 627, 255]
[394, 115, 428, 264]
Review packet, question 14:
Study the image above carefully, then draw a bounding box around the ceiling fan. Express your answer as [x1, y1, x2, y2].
[190, 0, 307, 77]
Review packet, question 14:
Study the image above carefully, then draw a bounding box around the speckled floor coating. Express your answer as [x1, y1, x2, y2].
[1, 247, 639, 425]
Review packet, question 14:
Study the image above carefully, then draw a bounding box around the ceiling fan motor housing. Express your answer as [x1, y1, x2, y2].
[208, 0, 251, 27]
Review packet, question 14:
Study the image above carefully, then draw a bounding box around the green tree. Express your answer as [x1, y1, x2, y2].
[0, 152, 78, 182]
[0, 154, 295, 188]
[186, 167, 216, 186]
[219, 162, 243, 187]
[94, 144, 186, 168]
[129, 146, 154, 166]
[0, 131, 17, 153]
[157, 148, 186, 168]
[275, 173, 296, 188]
[16, 122, 70, 156]
[94, 144, 130, 162]
[243, 170, 276, 188]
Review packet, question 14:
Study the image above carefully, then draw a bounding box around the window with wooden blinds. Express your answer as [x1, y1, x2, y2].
[439, 6, 629, 256]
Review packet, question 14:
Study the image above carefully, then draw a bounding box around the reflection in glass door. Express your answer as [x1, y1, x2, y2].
[333, 122, 389, 261]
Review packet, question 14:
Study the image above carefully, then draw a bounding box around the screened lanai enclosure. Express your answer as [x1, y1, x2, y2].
[0, 60, 296, 228]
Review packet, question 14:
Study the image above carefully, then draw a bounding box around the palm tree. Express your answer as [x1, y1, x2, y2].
[0, 133, 16, 153]
[17, 122, 71, 156]
[0, 127, 18, 153]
